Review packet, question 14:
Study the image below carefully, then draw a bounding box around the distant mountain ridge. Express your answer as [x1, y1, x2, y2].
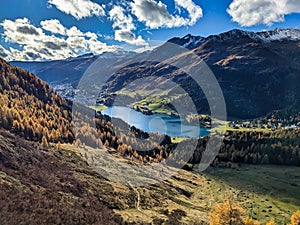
[169, 28, 300, 49]
[10, 28, 300, 119]
[101, 28, 300, 119]
[11, 51, 136, 87]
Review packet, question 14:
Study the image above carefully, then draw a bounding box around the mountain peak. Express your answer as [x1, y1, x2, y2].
[168, 28, 300, 49]
[255, 28, 300, 42]
[211, 28, 300, 43]
[167, 34, 205, 49]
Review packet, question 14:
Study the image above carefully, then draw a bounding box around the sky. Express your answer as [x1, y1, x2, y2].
[0, 0, 299, 61]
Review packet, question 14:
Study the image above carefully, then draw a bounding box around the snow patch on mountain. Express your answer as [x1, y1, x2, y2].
[170, 28, 300, 48]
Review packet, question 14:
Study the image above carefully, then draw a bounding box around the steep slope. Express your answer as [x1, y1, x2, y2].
[0, 58, 74, 143]
[11, 52, 137, 99]
[192, 30, 300, 118]
[0, 130, 119, 225]
[103, 28, 300, 119]
[11, 53, 98, 87]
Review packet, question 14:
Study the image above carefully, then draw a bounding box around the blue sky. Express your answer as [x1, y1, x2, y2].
[0, 0, 299, 61]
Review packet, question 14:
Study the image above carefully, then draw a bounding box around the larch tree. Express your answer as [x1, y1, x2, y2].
[42, 135, 48, 147]
[266, 218, 276, 225]
[210, 199, 245, 225]
[289, 210, 300, 225]
[243, 217, 260, 225]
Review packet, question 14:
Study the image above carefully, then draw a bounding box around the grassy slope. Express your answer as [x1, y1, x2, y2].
[111, 163, 300, 224]
[1, 130, 299, 224]
[203, 165, 300, 224]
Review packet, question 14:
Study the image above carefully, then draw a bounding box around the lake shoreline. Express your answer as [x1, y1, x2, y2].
[97, 105, 210, 138]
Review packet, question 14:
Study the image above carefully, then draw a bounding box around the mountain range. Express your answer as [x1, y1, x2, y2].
[1, 29, 300, 224]
[11, 28, 300, 119]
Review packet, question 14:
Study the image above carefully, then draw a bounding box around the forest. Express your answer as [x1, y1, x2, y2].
[0, 58, 74, 144]
[1, 58, 300, 169]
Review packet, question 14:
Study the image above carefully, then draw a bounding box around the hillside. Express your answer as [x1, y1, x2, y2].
[99, 28, 300, 119]
[1, 54, 300, 224]
[11, 52, 137, 99]
[1, 129, 299, 224]
[0, 58, 74, 143]
[10, 29, 300, 119]
[0, 130, 119, 225]
[11, 54, 98, 86]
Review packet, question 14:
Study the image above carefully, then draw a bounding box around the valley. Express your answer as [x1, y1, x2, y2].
[1, 28, 300, 225]
[11, 29, 300, 123]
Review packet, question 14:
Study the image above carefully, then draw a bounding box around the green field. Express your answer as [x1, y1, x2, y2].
[133, 96, 177, 116]
[202, 165, 300, 224]
[58, 143, 300, 224]
[89, 105, 108, 111]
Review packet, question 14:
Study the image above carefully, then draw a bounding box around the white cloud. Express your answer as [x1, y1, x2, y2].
[109, 5, 148, 46]
[0, 45, 11, 60]
[109, 5, 136, 31]
[1, 18, 44, 45]
[0, 18, 119, 61]
[115, 30, 148, 46]
[40, 19, 67, 35]
[66, 26, 85, 37]
[174, 0, 203, 25]
[130, 0, 203, 29]
[48, 0, 105, 20]
[227, 0, 300, 27]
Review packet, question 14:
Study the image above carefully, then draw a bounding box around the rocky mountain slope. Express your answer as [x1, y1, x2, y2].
[1, 128, 299, 224]
[0, 130, 120, 225]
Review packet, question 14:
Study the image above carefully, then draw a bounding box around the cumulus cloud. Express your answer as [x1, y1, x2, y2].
[0, 18, 119, 61]
[48, 0, 105, 20]
[1, 18, 44, 45]
[115, 30, 148, 46]
[40, 19, 67, 35]
[66, 26, 85, 37]
[110, 5, 136, 31]
[130, 0, 202, 29]
[109, 5, 148, 46]
[174, 0, 203, 25]
[227, 0, 300, 27]
[0, 45, 11, 59]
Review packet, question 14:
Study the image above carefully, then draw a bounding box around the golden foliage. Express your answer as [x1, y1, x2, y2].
[42, 135, 48, 147]
[210, 199, 246, 225]
[289, 210, 300, 225]
[244, 217, 260, 225]
[0, 58, 74, 143]
[266, 218, 276, 225]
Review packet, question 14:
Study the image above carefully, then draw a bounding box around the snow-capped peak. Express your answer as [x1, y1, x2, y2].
[209, 28, 300, 43]
[255, 28, 300, 42]
[168, 34, 205, 49]
[169, 29, 300, 48]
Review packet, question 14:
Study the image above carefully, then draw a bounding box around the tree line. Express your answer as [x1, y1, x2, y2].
[1, 58, 300, 168]
[187, 129, 300, 167]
